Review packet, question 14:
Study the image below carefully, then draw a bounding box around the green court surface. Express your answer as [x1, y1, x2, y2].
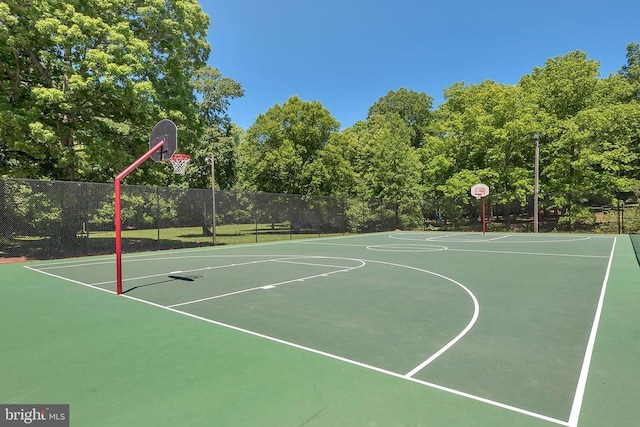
[1, 232, 639, 426]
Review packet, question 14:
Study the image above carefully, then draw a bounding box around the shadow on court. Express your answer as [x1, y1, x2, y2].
[123, 274, 203, 294]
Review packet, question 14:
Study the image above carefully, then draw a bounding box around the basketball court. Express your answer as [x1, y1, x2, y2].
[2, 125, 639, 425]
[2, 231, 639, 426]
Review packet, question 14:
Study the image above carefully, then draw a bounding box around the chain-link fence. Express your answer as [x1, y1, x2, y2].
[1, 178, 638, 261]
[421, 189, 640, 234]
[0, 178, 398, 261]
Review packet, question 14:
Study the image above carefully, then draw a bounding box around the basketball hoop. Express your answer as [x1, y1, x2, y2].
[470, 183, 490, 235]
[473, 188, 486, 199]
[470, 183, 490, 199]
[169, 153, 190, 175]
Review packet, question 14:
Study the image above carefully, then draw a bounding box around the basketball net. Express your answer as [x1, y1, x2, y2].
[169, 153, 190, 175]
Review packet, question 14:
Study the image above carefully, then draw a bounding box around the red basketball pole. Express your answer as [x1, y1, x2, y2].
[482, 197, 486, 235]
[115, 141, 164, 295]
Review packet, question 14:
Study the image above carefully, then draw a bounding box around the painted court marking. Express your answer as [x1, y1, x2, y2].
[166, 257, 366, 308]
[389, 232, 594, 244]
[302, 239, 609, 259]
[24, 254, 486, 409]
[118, 291, 566, 426]
[446, 247, 609, 259]
[567, 237, 617, 427]
[88, 257, 290, 287]
[366, 244, 448, 253]
[22, 234, 617, 426]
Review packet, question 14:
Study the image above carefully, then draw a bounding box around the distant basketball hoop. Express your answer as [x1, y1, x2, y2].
[471, 183, 490, 199]
[470, 183, 490, 235]
[169, 153, 191, 175]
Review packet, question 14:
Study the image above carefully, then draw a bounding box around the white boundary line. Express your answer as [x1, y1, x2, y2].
[167, 259, 366, 308]
[446, 248, 609, 259]
[30, 252, 291, 270]
[24, 265, 116, 295]
[24, 237, 327, 269]
[389, 232, 594, 244]
[405, 290, 478, 376]
[300, 240, 609, 259]
[357, 260, 480, 376]
[24, 244, 611, 426]
[426, 234, 512, 242]
[88, 257, 295, 286]
[36, 252, 484, 411]
[121, 292, 564, 425]
[567, 237, 617, 427]
[406, 376, 569, 426]
[272, 259, 359, 269]
[117, 255, 480, 374]
[366, 244, 449, 253]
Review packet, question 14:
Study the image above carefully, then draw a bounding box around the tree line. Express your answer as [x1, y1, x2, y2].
[2, 1, 640, 229]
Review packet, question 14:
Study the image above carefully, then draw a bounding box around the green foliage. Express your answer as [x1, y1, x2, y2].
[557, 205, 595, 230]
[230, 46, 640, 231]
[187, 66, 244, 189]
[90, 193, 178, 229]
[619, 42, 640, 99]
[6, 183, 61, 235]
[3, 9, 640, 236]
[617, 204, 640, 233]
[0, 0, 211, 182]
[519, 51, 600, 120]
[238, 96, 340, 195]
[433, 80, 538, 224]
[368, 88, 433, 147]
[359, 115, 422, 203]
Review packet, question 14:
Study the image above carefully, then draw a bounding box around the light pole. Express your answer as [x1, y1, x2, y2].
[533, 133, 540, 233]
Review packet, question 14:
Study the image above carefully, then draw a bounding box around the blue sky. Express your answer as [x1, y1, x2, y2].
[200, 0, 640, 130]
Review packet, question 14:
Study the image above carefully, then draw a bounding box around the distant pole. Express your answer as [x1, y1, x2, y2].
[617, 189, 621, 234]
[533, 133, 540, 233]
[482, 197, 486, 235]
[211, 154, 216, 245]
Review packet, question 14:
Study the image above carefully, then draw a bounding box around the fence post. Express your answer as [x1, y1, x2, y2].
[0, 179, 5, 239]
[156, 186, 161, 250]
[617, 189, 621, 234]
[254, 195, 258, 243]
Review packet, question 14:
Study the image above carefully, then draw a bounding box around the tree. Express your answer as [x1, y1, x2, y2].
[192, 66, 244, 135]
[299, 133, 358, 197]
[237, 96, 340, 195]
[367, 88, 433, 148]
[519, 51, 636, 228]
[619, 42, 640, 100]
[0, 0, 210, 182]
[433, 80, 537, 226]
[352, 114, 423, 228]
[187, 66, 244, 190]
[520, 51, 600, 120]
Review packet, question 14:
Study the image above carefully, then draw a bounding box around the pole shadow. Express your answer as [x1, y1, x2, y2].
[123, 274, 203, 294]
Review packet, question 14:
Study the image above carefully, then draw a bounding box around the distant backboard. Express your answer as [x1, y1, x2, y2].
[471, 183, 490, 199]
[149, 119, 177, 162]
